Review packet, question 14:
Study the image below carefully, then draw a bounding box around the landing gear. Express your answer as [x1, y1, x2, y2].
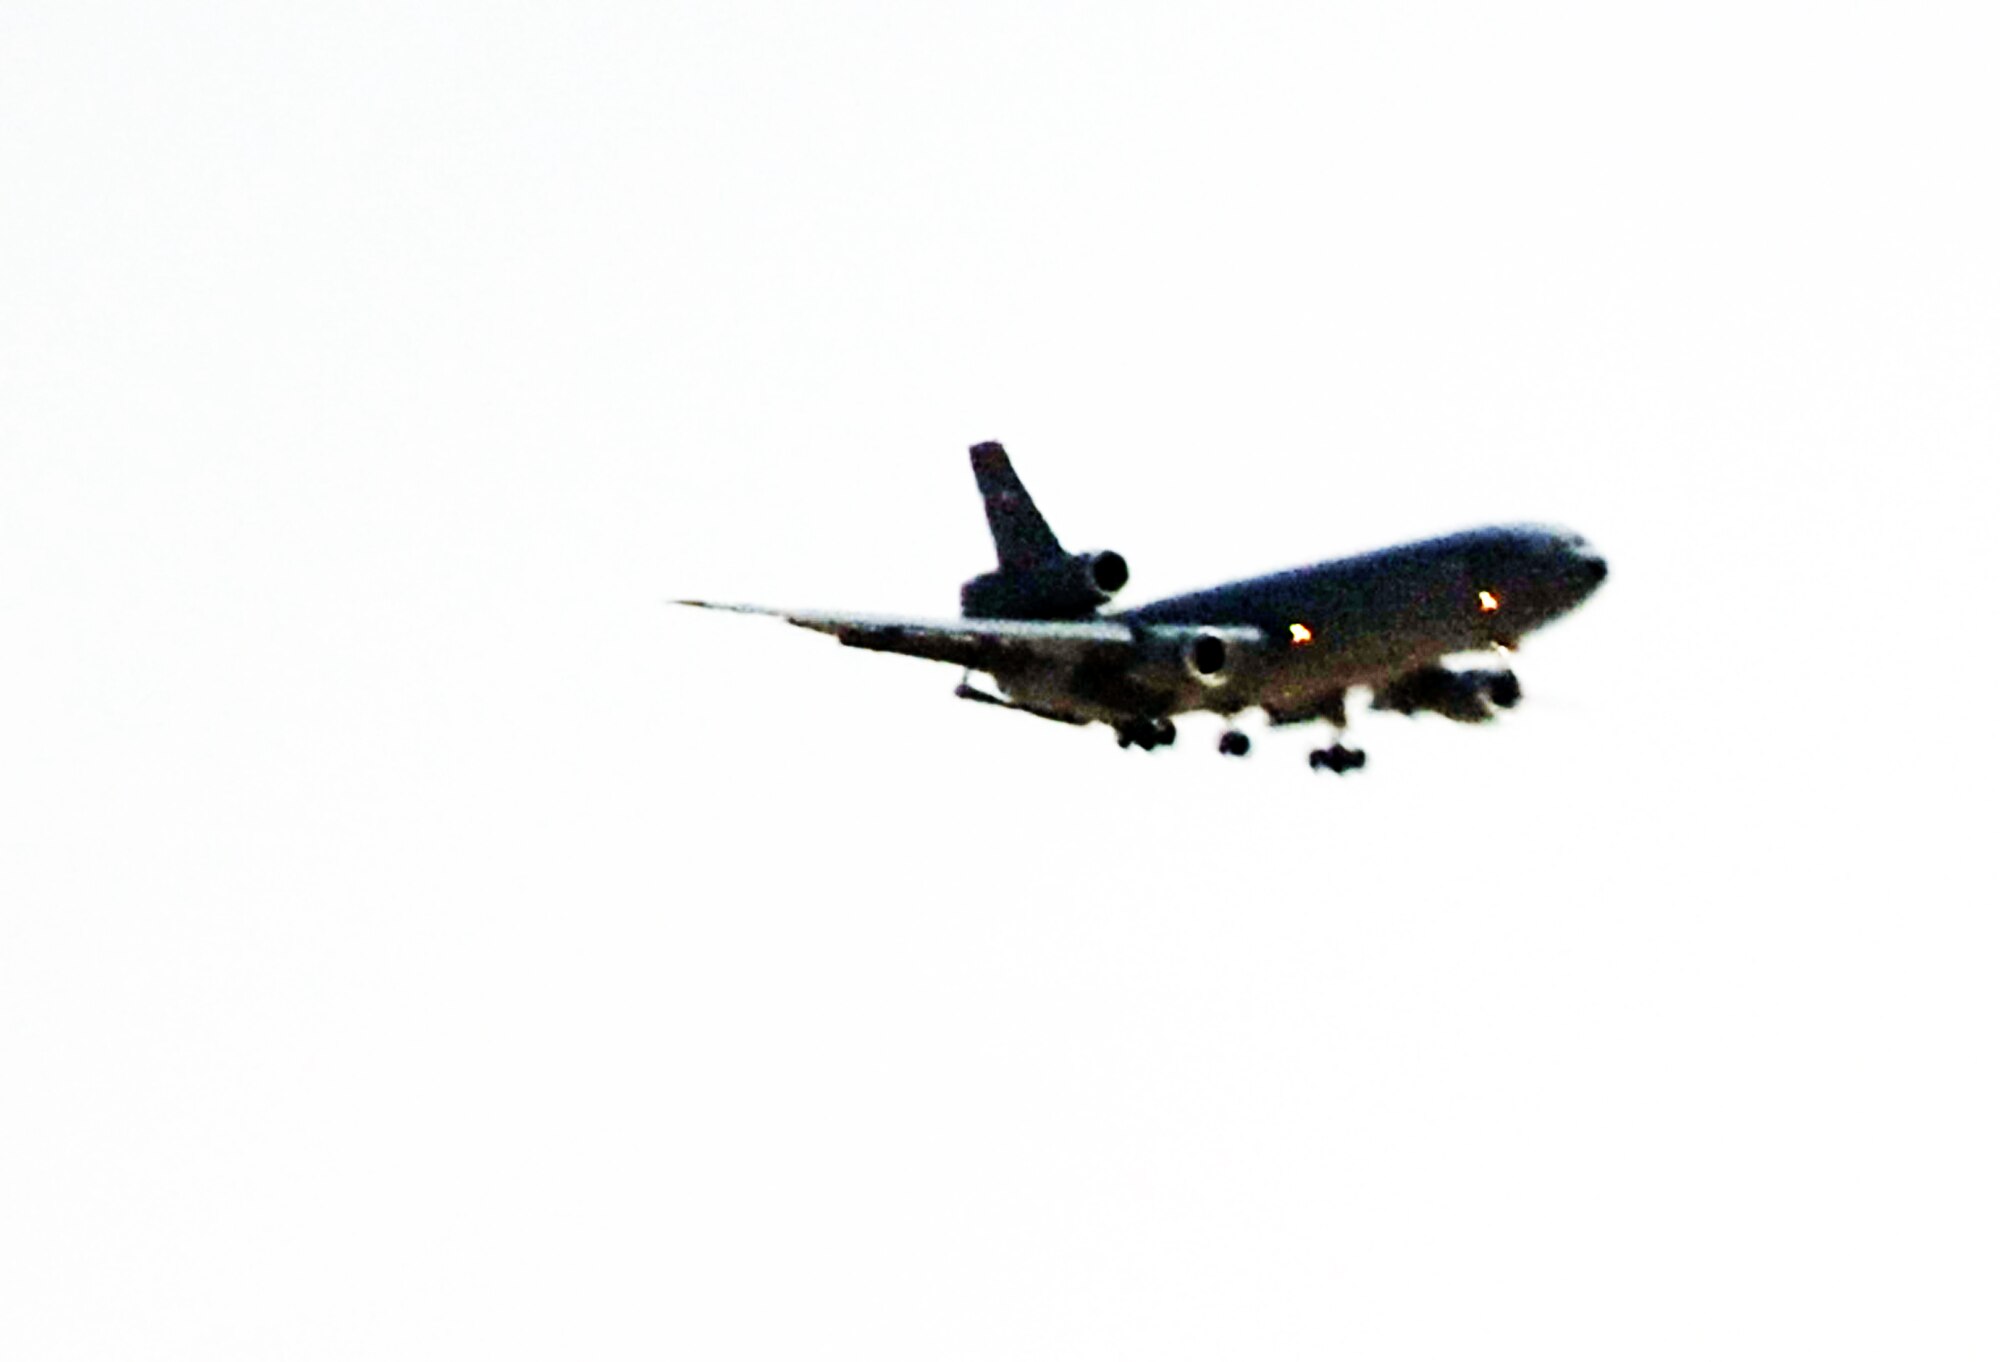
[1308, 743, 1367, 774]
[1115, 717, 1176, 751]
[1487, 669, 1522, 709]
[1298, 687, 1364, 773]
[1218, 730, 1251, 757]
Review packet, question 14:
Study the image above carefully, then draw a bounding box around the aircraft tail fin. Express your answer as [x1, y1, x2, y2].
[970, 441, 1065, 569]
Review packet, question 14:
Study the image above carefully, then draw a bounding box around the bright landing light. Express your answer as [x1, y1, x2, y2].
[1478, 590, 1501, 613]
[1289, 622, 1313, 644]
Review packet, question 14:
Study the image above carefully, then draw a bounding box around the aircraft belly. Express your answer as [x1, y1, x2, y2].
[985, 613, 1490, 725]
[1242, 622, 1477, 713]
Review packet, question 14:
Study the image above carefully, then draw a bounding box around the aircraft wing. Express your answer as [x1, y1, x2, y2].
[674, 600, 1262, 672]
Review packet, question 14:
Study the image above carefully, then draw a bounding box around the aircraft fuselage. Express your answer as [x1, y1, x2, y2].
[995, 525, 1607, 724]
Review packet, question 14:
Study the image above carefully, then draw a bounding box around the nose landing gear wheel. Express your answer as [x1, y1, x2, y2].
[1218, 730, 1251, 757]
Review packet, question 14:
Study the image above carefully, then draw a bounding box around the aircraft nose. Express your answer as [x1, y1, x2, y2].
[1560, 544, 1608, 605]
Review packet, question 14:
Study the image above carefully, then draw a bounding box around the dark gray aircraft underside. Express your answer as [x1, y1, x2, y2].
[680, 442, 1607, 773]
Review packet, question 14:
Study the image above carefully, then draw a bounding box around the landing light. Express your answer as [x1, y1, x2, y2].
[1478, 590, 1501, 613]
[1289, 622, 1313, 645]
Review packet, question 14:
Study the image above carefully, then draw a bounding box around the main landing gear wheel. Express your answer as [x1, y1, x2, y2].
[1116, 718, 1176, 751]
[1218, 730, 1251, 757]
[1487, 669, 1522, 709]
[1308, 744, 1366, 774]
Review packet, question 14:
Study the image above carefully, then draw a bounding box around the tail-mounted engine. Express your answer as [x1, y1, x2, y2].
[960, 549, 1129, 621]
[962, 443, 1130, 620]
[1372, 665, 1522, 723]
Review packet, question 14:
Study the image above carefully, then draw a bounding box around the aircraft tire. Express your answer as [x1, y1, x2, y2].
[1313, 745, 1366, 774]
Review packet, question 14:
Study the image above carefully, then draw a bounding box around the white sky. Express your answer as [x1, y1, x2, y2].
[3, 3, 1996, 1357]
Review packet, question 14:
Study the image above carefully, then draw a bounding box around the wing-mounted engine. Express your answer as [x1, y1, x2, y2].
[1172, 625, 1234, 688]
[960, 549, 1129, 620]
[1372, 665, 1522, 723]
[1128, 623, 1260, 692]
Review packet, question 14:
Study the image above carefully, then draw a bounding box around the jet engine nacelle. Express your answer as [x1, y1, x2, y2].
[960, 550, 1129, 620]
[1372, 666, 1520, 723]
[1129, 624, 1251, 692]
[1179, 628, 1234, 688]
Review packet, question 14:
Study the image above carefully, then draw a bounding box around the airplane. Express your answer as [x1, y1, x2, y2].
[678, 442, 1607, 773]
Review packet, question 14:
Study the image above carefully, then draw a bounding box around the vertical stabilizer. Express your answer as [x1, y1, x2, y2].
[970, 441, 1065, 569]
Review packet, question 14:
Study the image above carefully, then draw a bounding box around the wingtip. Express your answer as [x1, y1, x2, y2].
[670, 599, 781, 618]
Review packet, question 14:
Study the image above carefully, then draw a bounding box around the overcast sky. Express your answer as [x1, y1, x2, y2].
[4, 4, 1996, 1358]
